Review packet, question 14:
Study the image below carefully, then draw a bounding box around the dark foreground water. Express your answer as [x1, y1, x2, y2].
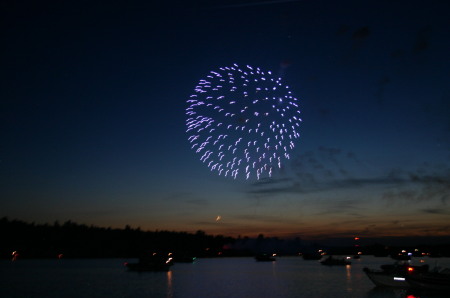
[0, 256, 449, 298]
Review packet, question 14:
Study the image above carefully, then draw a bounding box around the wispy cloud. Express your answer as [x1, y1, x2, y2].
[246, 175, 406, 195]
[382, 171, 450, 204]
[232, 213, 301, 225]
[245, 147, 450, 207]
[420, 208, 450, 215]
[314, 199, 363, 216]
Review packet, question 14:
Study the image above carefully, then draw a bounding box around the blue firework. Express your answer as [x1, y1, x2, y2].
[186, 64, 302, 180]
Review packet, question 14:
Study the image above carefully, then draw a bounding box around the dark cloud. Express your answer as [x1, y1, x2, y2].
[420, 208, 450, 215]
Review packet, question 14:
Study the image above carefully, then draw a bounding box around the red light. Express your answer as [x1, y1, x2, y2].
[354, 237, 360, 240]
[408, 267, 414, 272]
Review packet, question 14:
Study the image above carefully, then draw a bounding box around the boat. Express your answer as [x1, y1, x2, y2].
[320, 255, 351, 266]
[406, 267, 450, 291]
[255, 254, 276, 262]
[363, 262, 429, 288]
[125, 253, 173, 272]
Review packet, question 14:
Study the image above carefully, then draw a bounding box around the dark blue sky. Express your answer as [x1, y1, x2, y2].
[1, 0, 449, 239]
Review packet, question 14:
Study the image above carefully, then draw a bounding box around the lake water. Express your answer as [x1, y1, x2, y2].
[1, 256, 449, 297]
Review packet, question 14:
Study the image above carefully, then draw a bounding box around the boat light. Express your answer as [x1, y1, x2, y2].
[393, 277, 405, 281]
[408, 267, 414, 272]
[11, 251, 19, 261]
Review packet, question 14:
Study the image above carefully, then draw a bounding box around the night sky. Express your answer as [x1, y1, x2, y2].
[1, 0, 449, 240]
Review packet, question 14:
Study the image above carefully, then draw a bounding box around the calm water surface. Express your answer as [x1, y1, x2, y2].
[1, 256, 449, 298]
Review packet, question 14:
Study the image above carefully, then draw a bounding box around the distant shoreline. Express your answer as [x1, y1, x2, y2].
[2, 217, 450, 259]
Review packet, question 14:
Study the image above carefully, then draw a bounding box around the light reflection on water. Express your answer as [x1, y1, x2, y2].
[166, 270, 173, 298]
[345, 264, 353, 293]
[0, 256, 449, 298]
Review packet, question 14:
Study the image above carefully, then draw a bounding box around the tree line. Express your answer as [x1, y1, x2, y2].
[0, 217, 235, 259]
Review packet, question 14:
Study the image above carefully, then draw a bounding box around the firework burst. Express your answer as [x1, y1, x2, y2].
[186, 64, 302, 180]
